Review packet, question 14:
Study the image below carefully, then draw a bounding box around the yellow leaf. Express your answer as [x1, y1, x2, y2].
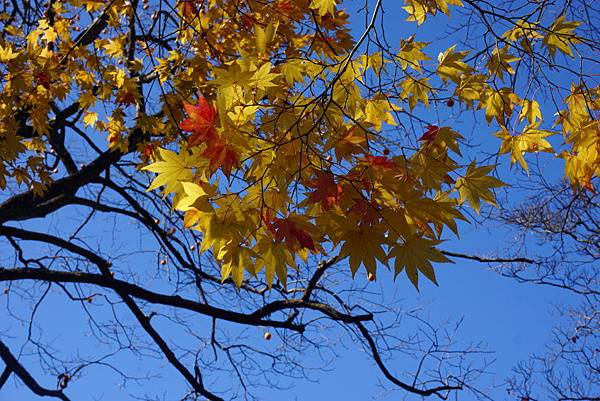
[496, 125, 555, 171]
[483, 88, 519, 125]
[403, 1, 428, 25]
[339, 226, 388, 278]
[250, 63, 279, 91]
[0, 44, 19, 62]
[103, 36, 126, 59]
[519, 99, 541, 124]
[280, 60, 307, 84]
[397, 36, 430, 71]
[142, 147, 196, 195]
[219, 245, 254, 287]
[436, 45, 473, 84]
[361, 99, 401, 131]
[542, 16, 581, 58]
[83, 111, 98, 127]
[486, 46, 520, 81]
[310, 0, 337, 16]
[400, 75, 432, 110]
[255, 21, 279, 54]
[455, 161, 506, 213]
[389, 236, 451, 289]
[173, 182, 207, 211]
[403, 0, 462, 25]
[502, 19, 542, 43]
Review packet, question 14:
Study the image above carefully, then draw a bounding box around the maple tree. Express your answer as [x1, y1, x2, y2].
[0, 0, 597, 400]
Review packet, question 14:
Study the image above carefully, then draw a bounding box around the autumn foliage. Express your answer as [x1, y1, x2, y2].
[0, 0, 598, 291]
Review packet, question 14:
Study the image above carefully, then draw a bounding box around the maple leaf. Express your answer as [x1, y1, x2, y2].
[34, 71, 52, 89]
[103, 36, 126, 59]
[542, 16, 581, 58]
[419, 125, 439, 142]
[339, 226, 388, 278]
[334, 127, 367, 160]
[173, 181, 207, 211]
[179, 0, 199, 19]
[201, 137, 239, 178]
[143, 147, 196, 196]
[403, 1, 428, 25]
[180, 98, 218, 146]
[0, 44, 19, 62]
[436, 46, 473, 84]
[268, 216, 316, 252]
[496, 125, 555, 171]
[306, 171, 343, 210]
[400, 75, 432, 110]
[218, 244, 255, 287]
[254, 242, 296, 288]
[519, 99, 542, 124]
[83, 111, 98, 127]
[484, 88, 520, 125]
[389, 236, 451, 289]
[349, 198, 382, 226]
[418, 126, 463, 155]
[454, 73, 486, 107]
[455, 161, 506, 213]
[397, 36, 430, 71]
[502, 19, 542, 43]
[310, 0, 337, 16]
[486, 46, 520, 81]
[276, 0, 294, 13]
[116, 91, 137, 105]
[363, 154, 396, 170]
[197, 212, 237, 255]
[255, 21, 279, 54]
[250, 63, 279, 91]
[361, 99, 401, 131]
[280, 59, 308, 84]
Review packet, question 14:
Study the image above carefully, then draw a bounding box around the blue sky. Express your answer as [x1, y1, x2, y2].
[0, 1, 591, 400]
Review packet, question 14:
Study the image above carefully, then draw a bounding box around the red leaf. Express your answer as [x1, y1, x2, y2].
[306, 171, 343, 210]
[201, 137, 239, 177]
[419, 125, 440, 142]
[116, 91, 137, 105]
[179, 0, 200, 18]
[276, 0, 294, 13]
[349, 198, 381, 226]
[34, 72, 51, 89]
[240, 14, 254, 30]
[363, 154, 396, 170]
[142, 144, 155, 158]
[291, 225, 315, 250]
[269, 217, 316, 252]
[180, 97, 218, 146]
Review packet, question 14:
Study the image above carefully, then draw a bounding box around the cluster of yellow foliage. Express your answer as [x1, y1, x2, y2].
[0, 0, 597, 288]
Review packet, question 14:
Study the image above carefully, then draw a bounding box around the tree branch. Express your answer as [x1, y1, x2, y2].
[0, 340, 71, 401]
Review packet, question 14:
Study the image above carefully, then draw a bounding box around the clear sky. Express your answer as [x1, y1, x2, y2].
[0, 1, 589, 401]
